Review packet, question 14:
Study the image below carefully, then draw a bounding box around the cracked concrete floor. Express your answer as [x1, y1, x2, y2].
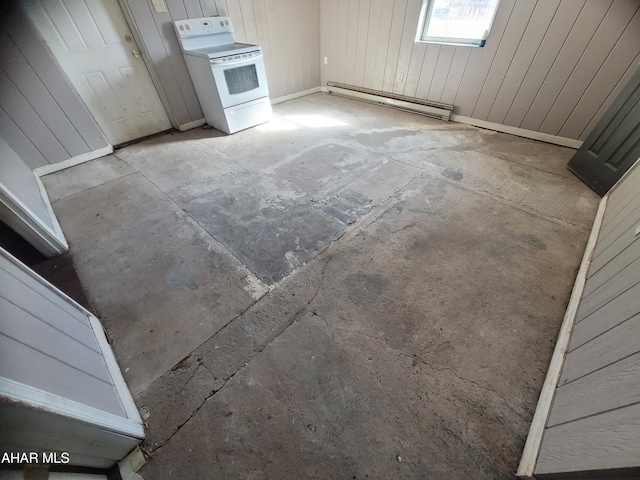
[42, 93, 599, 478]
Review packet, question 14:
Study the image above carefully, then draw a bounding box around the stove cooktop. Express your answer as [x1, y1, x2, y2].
[183, 42, 261, 59]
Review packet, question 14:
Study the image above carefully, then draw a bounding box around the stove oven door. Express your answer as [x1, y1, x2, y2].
[210, 52, 269, 108]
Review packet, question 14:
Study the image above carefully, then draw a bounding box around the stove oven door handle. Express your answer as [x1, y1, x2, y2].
[210, 52, 262, 66]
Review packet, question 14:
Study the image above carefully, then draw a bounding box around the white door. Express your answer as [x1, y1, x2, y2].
[24, 0, 172, 145]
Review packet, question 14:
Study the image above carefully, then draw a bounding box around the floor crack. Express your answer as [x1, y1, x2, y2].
[145, 255, 334, 455]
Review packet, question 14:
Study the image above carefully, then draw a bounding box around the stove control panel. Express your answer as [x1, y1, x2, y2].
[174, 17, 233, 38]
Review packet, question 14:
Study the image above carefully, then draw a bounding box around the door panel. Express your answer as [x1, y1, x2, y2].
[568, 66, 640, 196]
[0, 247, 144, 468]
[24, 0, 171, 145]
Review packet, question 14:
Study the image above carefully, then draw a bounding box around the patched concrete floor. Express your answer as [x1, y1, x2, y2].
[42, 93, 599, 478]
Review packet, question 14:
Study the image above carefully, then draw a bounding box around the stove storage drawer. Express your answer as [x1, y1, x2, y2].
[223, 96, 272, 134]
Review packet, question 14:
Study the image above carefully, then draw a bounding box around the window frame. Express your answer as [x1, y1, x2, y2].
[415, 0, 501, 48]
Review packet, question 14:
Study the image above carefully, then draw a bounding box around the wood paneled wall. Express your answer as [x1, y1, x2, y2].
[0, 251, 126, 417]
[535, 161, 640, 474]
[320, 0, 640, 141]
[0, 5, 109, 169]
[122, 0, 321, 128]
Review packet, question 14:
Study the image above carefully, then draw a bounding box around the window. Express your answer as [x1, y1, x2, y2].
[416, 0, 501, 47]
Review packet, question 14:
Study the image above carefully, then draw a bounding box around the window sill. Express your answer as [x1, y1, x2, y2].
[416, 40, 485, 47]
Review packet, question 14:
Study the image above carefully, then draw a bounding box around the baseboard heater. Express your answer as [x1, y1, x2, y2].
[326, 81, 453, 121]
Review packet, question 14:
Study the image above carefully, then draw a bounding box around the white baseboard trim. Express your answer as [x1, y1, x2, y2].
[271, 87, 322, 105]
[177, 118, 207, 131]
[516, 195, 608, 478]
[451, 114, 583, 149]
[34, 146, 114, 177]
[319, 86, 582, 148]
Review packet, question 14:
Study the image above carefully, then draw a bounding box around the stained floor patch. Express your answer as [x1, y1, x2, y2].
[184, 176, 372, 284]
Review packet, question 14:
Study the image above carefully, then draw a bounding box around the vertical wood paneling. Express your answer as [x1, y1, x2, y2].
[0, 4, 107, 169]
[439, 47, 470, 105]
[321, 0, 640, 141]
[361, 0, 381, 90]
[539, 1, 640, 135]
[309, 0, 321, 91]
[239, 0, 258, 43]
[199, 0, 219, 16]
[252, 1, 275, 96]
[453, 0, 516, 116]
[226, 1, 246, 41]
[336, 0, 349, 85]
[370, 0, 394, 91]
[353, 0, 370, 87]
[344, 0, 359, 86]
[292, 0, 312, 92]
[0, 36, 86, 158]
[502, 0, 585, 127]
[0, 108, 47, 169]
[154, 0, 203, 120]
[402, 41, 426, 98]
[184, 0, 203, 18]
[166, 0, 188, 21]
[579, 56, 640, 141]
[392, 0, 421, 95]
[414, 43, 439, 100]
[487, 0, 561, 124]
[519, 0, 614, 131]
[0, 69, 69, 164]
[215, 0, 228, 15]
[284, 0, 299, 93]
[323, 0, 334, 82]
[537, 163, 640, 474]
[428, 45, 454, 102]
[382, 0, 408, 92]
[559, 12, 640, 139]
[471, 0, 536, 119]
[265, 0, 291, 96]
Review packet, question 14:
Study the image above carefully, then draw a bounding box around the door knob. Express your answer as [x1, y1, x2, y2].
[132, 50, 140, 58]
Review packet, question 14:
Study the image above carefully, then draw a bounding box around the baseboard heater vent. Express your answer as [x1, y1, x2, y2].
[326, 81, 453, 121]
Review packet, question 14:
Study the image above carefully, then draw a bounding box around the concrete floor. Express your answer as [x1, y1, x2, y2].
[43, 93, 599, 479]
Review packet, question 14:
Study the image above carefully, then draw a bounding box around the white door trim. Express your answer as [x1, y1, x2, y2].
[34, 145, 113, 176]
[0, 177, 68, 257]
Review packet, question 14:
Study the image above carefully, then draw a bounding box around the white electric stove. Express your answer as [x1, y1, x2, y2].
[174, 17, 272, 134]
